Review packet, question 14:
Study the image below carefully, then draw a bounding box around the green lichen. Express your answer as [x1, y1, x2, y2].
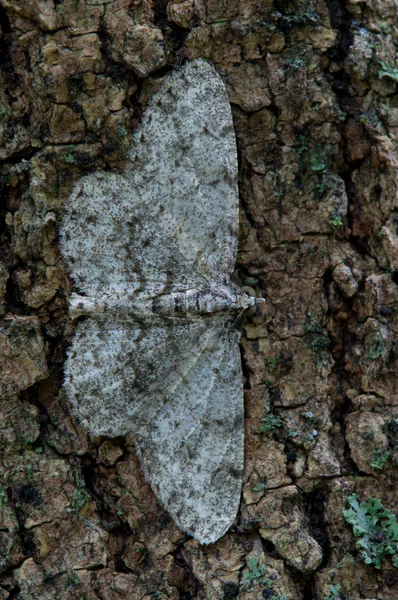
[302, 410, 314, 420]
[359, 111, 382, 129]
[240, 556, 267, 590]
[343, 494, 398, 569]
[370, 449, 390, 471]
[67, 573, 81, 587]
[303, 430, 318, 444]
[286, 56, 306, 69]
[73, 471, 89, 511]
[310, 156, 326, 171]
[329, 214, 343, 228]
[367, 335, 386, 360]
[378, 60, 398, 83]
[24, 464, 34, 479]
[117, 124, 128, 137]
[324, 585, 343, 600]
[240, 557, 275, 592]
[280, 8, 320, 28]
[0, 487, 8, 511]
[252, 483, 266, 492]
[284, 44, 314, 71]
[65, 153, 76, 164]
[268, 354, 281, 373]
[72, 488, 89, 511]
[336, 110, 347, 122]
[295, 136, 333, 179]
[261, 413, 282, 433]
[297, 135, 309, 155]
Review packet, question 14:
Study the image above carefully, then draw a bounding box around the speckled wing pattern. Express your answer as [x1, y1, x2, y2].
[60, 60, 243, 544]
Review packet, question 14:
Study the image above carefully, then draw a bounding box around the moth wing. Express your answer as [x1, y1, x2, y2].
[128, 59, 239, 282]
[64, 316, 244, 543]
[134, 319, 244, 544]
[60, 172, 207, 298]
[60, 60, 238, 298]
[64, 315, 206, 437]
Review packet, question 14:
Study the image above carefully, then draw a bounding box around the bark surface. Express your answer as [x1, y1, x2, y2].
[0, 0, 397, 598]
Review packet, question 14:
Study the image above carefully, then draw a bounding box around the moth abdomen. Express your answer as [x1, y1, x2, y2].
[151, 288, 238, 317]
[152, 291, 186, 316]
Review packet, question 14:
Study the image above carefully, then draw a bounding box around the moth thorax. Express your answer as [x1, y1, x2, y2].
[189, 290, 232, 315]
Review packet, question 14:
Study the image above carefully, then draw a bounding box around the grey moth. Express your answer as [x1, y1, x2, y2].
[60, 59, 262, 544]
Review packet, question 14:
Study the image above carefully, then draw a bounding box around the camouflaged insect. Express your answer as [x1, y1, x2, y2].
[60, 60, 263, 544]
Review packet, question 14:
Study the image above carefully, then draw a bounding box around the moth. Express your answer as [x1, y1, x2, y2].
[60, 59, 263, 544]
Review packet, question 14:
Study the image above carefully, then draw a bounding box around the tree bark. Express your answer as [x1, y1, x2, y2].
[0, 0, 397, 598]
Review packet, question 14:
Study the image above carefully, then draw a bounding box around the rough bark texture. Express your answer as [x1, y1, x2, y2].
[0, 0, 397, 598]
